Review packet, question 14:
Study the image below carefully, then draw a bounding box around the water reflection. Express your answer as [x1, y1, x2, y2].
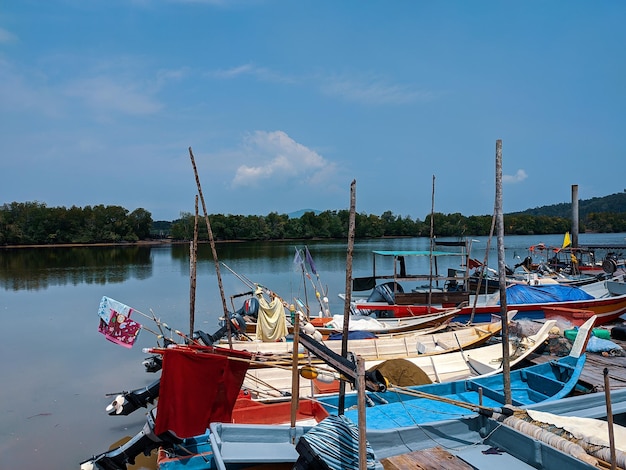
[0, 245, 153, 291]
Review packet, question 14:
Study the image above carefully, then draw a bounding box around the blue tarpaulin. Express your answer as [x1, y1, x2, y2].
[503, 284, 595, 304]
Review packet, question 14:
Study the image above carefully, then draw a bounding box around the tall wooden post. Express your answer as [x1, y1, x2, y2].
[188, 147, 231, 346]
[339, 180, 357, 415]
[572, 184, 579, 248]
[189, 195, 198, 339]
[495, 139, 511, 404]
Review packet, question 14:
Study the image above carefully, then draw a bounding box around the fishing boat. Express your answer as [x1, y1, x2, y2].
[165, 317, 621, 470]
[155, 386, 626, 470]
[348, 262, 626, 325]
[311, 315, 595, 429]
[109, 311, 508, 409]
[82, 316, 595, 470]
[365, 317, 557, 384]
[225, 311, 516, 398]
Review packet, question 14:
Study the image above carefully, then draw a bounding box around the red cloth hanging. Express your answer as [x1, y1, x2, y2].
[154, 346, 251, 438]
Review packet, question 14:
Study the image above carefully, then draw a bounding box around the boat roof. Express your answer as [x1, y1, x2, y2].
[372, 250, 464, 257]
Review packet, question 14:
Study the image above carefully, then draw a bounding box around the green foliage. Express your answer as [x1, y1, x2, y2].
[0, 202, 152, 245]
[2, 191, 624, 245]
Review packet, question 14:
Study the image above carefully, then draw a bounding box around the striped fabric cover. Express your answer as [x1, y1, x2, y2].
[296, 415, 378, 470]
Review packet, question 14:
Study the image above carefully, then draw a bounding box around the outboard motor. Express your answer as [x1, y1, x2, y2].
[514, 256, 533, 271]
[81, 408, 181, 470]
[602, 252, 622, 274]
[194, 312, 247, 346]
[235, 296, 260, 319]
[366, 282, 403, 304]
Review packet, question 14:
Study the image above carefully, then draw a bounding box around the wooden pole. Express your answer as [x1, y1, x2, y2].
[339, 179, 357, 415]
[290, 310, 301, 431]
[188, 147, 231, 347]
[604, 368, 617, 470]
[357, 355, 367, 470]
[469, 209, 496, 324]
[428, 175, 435, 312]
[495, 139, 511, 404]
[189, 195, 199, 339]
[572, 184, 579, 249]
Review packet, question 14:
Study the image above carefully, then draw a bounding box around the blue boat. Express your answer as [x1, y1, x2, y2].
[314, 347, 588, 430]
[82, 316, 597, 470]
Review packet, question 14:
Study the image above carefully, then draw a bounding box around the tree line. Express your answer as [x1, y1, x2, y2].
[0, 202, 153, 245]
[167, 209, 626, 241]
[1, 199, 625, 246]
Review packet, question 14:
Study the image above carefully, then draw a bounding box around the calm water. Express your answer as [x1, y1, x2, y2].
[1, 233, 625, 469]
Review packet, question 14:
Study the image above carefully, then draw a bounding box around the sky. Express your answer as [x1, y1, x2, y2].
[1, 1, 625, 222]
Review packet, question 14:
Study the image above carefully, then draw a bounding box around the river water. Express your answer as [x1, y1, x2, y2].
[1, 233, 625, 469]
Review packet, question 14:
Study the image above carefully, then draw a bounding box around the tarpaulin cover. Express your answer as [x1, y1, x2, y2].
[154, 346, 251, 438]
[503, 284, 595, 305]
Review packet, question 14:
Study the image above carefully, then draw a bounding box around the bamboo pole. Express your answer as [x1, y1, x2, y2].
[188, 147, 231, 347]
[189, 195, 198, 339]
[428, 175, 435, 312]
[339, 179, 357, 415]
[495, 139, 511, 404]
[357, 355, 367, 470]
[290, 310, 301, 432]
[604, 368, 617, 470]
[468, 209, 496, 324]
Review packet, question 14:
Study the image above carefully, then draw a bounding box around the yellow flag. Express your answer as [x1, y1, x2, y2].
[562, 231, 571, 249]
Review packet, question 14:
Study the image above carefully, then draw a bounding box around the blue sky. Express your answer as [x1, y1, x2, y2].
[1, 1, 625, 222]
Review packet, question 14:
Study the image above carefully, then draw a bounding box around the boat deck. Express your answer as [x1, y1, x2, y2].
[528, 331, 626, 391]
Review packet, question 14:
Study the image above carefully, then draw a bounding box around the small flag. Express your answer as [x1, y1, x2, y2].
[562, 232, 572, 249]
[305, 246, 317, 275]
[468, 258, 483, 269]
[97, 296, 141, 348]
[293, 248, 304, 266]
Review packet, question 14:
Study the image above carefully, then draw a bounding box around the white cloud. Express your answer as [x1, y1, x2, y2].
[320, 73, 435, 105]
[207, 63, 295, 84]
[0, 27, 17, 44]
[206, 65, 432, 105]
[232, 131, 337, 187]
[503, 169, 528, 183]
[63, 76, 162, 116]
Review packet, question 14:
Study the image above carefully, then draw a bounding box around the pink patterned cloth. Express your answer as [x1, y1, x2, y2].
[97, 296, 141, 348]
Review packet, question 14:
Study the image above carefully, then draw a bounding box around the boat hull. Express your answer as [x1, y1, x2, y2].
[354, 292, 626, 325]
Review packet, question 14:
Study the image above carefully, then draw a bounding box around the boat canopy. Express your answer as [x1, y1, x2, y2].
[372, 250, 464, 257]
[505, 284, 595, 304]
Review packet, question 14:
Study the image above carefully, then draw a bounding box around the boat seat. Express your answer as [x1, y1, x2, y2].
[520, 369, 565, 396]
[209, 422, 310, 466]
[218, 441, 299, 463]
[466, 380, 525, 407]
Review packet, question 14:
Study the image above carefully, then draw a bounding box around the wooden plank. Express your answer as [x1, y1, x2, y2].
[380, 447, 475, 470]
[527, 335, 626, 392]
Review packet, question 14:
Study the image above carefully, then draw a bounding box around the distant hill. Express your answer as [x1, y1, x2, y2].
[288, 209, 322, 218]
[508, 191, 626, 218]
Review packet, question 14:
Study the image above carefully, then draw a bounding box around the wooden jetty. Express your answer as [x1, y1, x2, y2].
[528, 325, 626, 392]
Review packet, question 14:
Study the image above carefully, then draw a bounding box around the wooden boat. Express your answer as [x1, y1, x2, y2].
[310, 308, 457, 336]
[313, 315, 595, 429]
[232, 288, 458, 342]
[84, 316, 597, 470]
[608, 277, 626, 296]
[234, 311, 517, 398]
[366, 318, 557, 384]
[155, 385, 626, 470]
[350, 275, 626, 325]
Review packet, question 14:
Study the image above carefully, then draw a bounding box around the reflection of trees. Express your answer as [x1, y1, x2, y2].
[0, 246, 153, 291]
